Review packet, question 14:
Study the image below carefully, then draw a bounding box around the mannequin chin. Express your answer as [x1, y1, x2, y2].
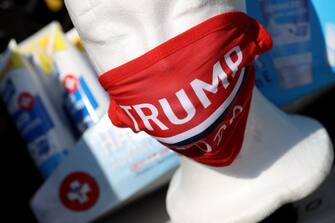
[65, 0, 333, 222]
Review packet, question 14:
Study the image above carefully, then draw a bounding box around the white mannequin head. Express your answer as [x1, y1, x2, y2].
[65, 0, 246, 73]
[65, 1, 333, 222]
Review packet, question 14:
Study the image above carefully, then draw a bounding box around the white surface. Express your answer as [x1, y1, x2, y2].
[295, 165, 335, 223]
[65, 0, 334, 222]
[167, 88, 333, 223]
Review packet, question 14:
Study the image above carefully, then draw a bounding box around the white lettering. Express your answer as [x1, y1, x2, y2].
[120, 105, 140, 131]
[191, 61, 230, 108]
[119, 45, 244, 137]
[133, 103, 168, 131]
[213, 123, 227, 146]
[229, 105, 243, 125]
[225, 46, 243, 77]
[177, 140, 213, 153]
[194, 140, 213, 153]
[213, 105, 243, 146]
[159, 89, 196, 125]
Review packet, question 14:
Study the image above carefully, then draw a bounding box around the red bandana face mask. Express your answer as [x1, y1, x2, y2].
[99, 12, 272, 166]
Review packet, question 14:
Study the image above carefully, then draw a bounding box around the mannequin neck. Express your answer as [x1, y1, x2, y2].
[178, 87, 298, 177]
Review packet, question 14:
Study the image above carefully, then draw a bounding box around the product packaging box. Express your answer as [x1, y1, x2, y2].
[247, 0, 335, 109]
[0, 22, 179, 223]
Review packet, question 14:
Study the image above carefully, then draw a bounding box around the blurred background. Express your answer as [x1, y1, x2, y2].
[0, 0, 69, 222]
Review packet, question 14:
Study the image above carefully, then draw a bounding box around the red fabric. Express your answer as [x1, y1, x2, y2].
[99, 12, 272, 166]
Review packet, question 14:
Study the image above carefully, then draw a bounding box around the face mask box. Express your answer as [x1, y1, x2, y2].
[247, 0, 335, 109]
[30, 115, 179, 223]
[0, 23, 179, 223]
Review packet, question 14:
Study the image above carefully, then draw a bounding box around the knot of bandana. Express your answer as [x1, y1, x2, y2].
[99, 12, 272, 166]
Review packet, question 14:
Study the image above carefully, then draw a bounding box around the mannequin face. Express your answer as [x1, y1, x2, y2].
[63, 2, 333, 223]
[65, 0, 262, 166]
[65, 0, 246, 73]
